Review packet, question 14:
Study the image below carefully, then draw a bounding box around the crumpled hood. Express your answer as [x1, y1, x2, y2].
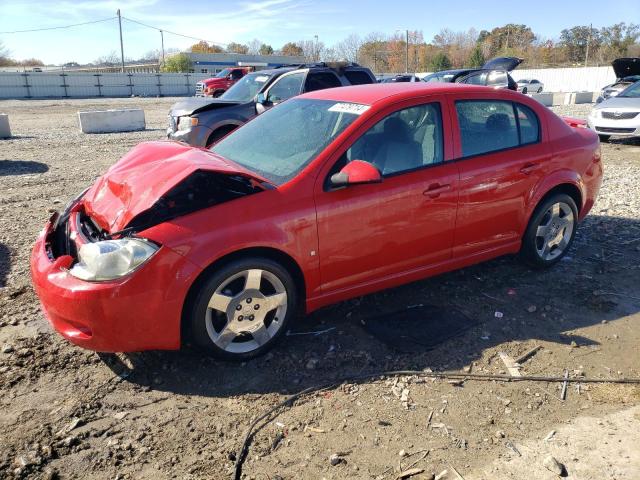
[83, 141, 266, 233]
[169, 97, 242, 117]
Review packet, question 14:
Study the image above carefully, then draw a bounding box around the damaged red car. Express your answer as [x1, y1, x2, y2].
[31, 83, 603, 360]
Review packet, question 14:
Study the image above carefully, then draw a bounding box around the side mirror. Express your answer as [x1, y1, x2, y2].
[256, 92, 267, 104]
[255, 92, 270, 114]
[329, 160, 382, 188]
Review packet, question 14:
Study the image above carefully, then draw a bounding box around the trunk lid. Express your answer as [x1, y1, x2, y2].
[611, 57, 640, 79]
[482, 56, 523, 72]
[82, 141, 268, 233]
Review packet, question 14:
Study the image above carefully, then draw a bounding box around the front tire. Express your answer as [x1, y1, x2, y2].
[537, 87, 543, 93]
[520, 194, 578, 269]
[187, 258, 298, 360]
[522, 87, 528, 94]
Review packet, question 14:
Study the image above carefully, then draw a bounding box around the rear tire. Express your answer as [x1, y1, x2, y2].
[537, 87, 543, 93]
[212, 90, 225, 98]
[598, 134, 610, 142]
[520, 194, 578, 269]
[187, 257, 298, 361]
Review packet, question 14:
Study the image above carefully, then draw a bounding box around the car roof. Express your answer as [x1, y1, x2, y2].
[300, 82, 507, 105]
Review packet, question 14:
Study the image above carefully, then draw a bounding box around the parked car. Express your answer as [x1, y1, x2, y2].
[421, 57, 522, 90]
[168, 62, 376, 147]
[32, 82, 602, 359]
[516, 78, 544, 94]
[597, 57, 640, 103]
[380, 74, 421, 83]
[195, 67, 253, 97]
[588, 79, 640, 141]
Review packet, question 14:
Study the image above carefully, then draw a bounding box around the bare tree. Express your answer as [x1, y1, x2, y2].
[93, 51, 120, 66]
[334, 34, 362, 62]
[247, 39, 262, 55]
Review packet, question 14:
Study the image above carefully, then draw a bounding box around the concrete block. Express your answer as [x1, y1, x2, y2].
[0, 114, 11, 138]
[77, 109, 145, 134]
[573, 92, 595, 104]
[530, 93, 553, 106]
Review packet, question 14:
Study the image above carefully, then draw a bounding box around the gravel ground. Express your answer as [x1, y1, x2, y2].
[0, 98, 639, 480]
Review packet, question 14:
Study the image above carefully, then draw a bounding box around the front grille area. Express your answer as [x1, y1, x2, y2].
[596, 126, 636, 134]
[48, 210, 105, 260]
[195, 82, 204, 96]
[601, 111, 639, 120]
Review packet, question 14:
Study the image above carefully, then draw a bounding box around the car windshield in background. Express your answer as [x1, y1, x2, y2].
[215, 68, 232, 78]
[618, 81, 640, 98]
[211, 99, 366, 185]
[221, 72, 273, 102]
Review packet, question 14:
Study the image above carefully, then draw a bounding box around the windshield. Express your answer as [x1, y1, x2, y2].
[620, 75, 640, 83]
[215, 68, 232, 78]
[211, 99, 366, 184]
[221, 72, 273, 102]
[618, 81, 640, 98]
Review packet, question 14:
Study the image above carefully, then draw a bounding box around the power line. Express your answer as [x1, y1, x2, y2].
[121, 16, 227, 47]
[0, 17, 116, 34]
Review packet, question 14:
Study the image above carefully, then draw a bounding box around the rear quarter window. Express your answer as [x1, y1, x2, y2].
[305, 72, 342, 92]
[515, 103, 540, 144]
[343, 70, 374, 85]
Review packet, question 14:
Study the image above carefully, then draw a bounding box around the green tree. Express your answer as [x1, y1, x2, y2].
[161, 53, 192, 72]
[280, 42, 304, 56]
[600, 23, 639, 57]
[429, 52, 451, 71]
[559, 25, 601, 63]
[467, 46, 485, 67]
[259, 43, 274, 55]
[226, 42, 249, 54]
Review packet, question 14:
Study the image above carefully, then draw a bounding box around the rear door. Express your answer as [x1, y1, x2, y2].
[314, 97, 459, 292]
[449, 94, 550, 257]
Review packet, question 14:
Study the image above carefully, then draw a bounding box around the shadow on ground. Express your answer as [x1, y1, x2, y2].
[0, 160, 48, 176]
[0, 243, 10, 288]
[99, 214, 640, 397]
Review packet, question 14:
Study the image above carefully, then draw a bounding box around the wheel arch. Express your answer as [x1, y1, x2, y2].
[180, 246, 307, 344]
[525, 181, 583, 234]
[206, 123, 239, 146]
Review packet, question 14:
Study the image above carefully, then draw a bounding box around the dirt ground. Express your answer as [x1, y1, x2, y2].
[0, 98, 639, 480]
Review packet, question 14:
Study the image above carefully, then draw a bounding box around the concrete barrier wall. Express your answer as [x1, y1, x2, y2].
[0, 114, 10, 138]
[0, 72, 197, 99]
[78, 109, 145, 134]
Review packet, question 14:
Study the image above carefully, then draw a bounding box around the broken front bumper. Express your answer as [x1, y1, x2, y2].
[30, 210, 198, 352]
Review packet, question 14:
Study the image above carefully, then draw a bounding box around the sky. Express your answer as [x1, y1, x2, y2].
[1, 0, 639, 65]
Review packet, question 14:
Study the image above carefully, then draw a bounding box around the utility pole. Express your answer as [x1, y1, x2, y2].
[117, 9, 125, 73]
[405, 29, 409, 73]
[160, 29, 165, 69]
[585, 23, 592, 68]
[314, 34, 319, 62]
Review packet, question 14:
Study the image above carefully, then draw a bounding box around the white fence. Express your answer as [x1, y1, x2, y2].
[510, 66, 616, 93]
[0, 72, 198, 99]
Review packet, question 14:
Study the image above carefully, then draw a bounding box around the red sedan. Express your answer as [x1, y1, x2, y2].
[31, 83, 603, 360]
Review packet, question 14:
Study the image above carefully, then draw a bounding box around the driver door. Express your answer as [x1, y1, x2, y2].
[314, 99, 459, 294]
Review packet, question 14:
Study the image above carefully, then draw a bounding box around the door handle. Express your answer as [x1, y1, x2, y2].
[520, 162, 540, 175]
[423, 183, 452, 198]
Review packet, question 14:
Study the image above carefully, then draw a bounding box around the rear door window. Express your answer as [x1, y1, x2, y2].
[455, 100, 519, 157]
[304, 72, 342, 92]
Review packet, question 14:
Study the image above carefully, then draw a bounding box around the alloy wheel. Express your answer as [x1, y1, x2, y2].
[204, 269, 288, 354]
[534, 202, 575, 261]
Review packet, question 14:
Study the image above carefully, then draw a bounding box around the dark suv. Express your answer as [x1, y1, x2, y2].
[167, 62, 376, 147]
[422, 57, 522, 90]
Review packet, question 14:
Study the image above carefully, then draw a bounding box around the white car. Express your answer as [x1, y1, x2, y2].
[517, 79, 544, 94]
[588, 80, 640, 141]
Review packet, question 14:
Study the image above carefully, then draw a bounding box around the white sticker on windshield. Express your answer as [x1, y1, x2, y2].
[254, 75, 269, 83]
[328, 103, 370, 115]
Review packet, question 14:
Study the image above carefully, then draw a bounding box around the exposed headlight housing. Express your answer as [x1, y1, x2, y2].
[178, 116, 198, 130]
[69, 238, 159, 281]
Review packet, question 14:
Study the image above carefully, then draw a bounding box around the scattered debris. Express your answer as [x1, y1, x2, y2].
[505, 440, 522, 456]
[514, 345, 542, 365]
[435, 470, 448, 480]
[449, 464, 466, 479]
[561, 370, 569, 400]
[494, 311, 504, 318]
[396, 467, 425, 479]
[543, 455, 566, 475]
[544, 430, 556, 441]
[498, 352, 522, 377]
[285, 327, 336, 337]
[329, 453, 343, 466]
